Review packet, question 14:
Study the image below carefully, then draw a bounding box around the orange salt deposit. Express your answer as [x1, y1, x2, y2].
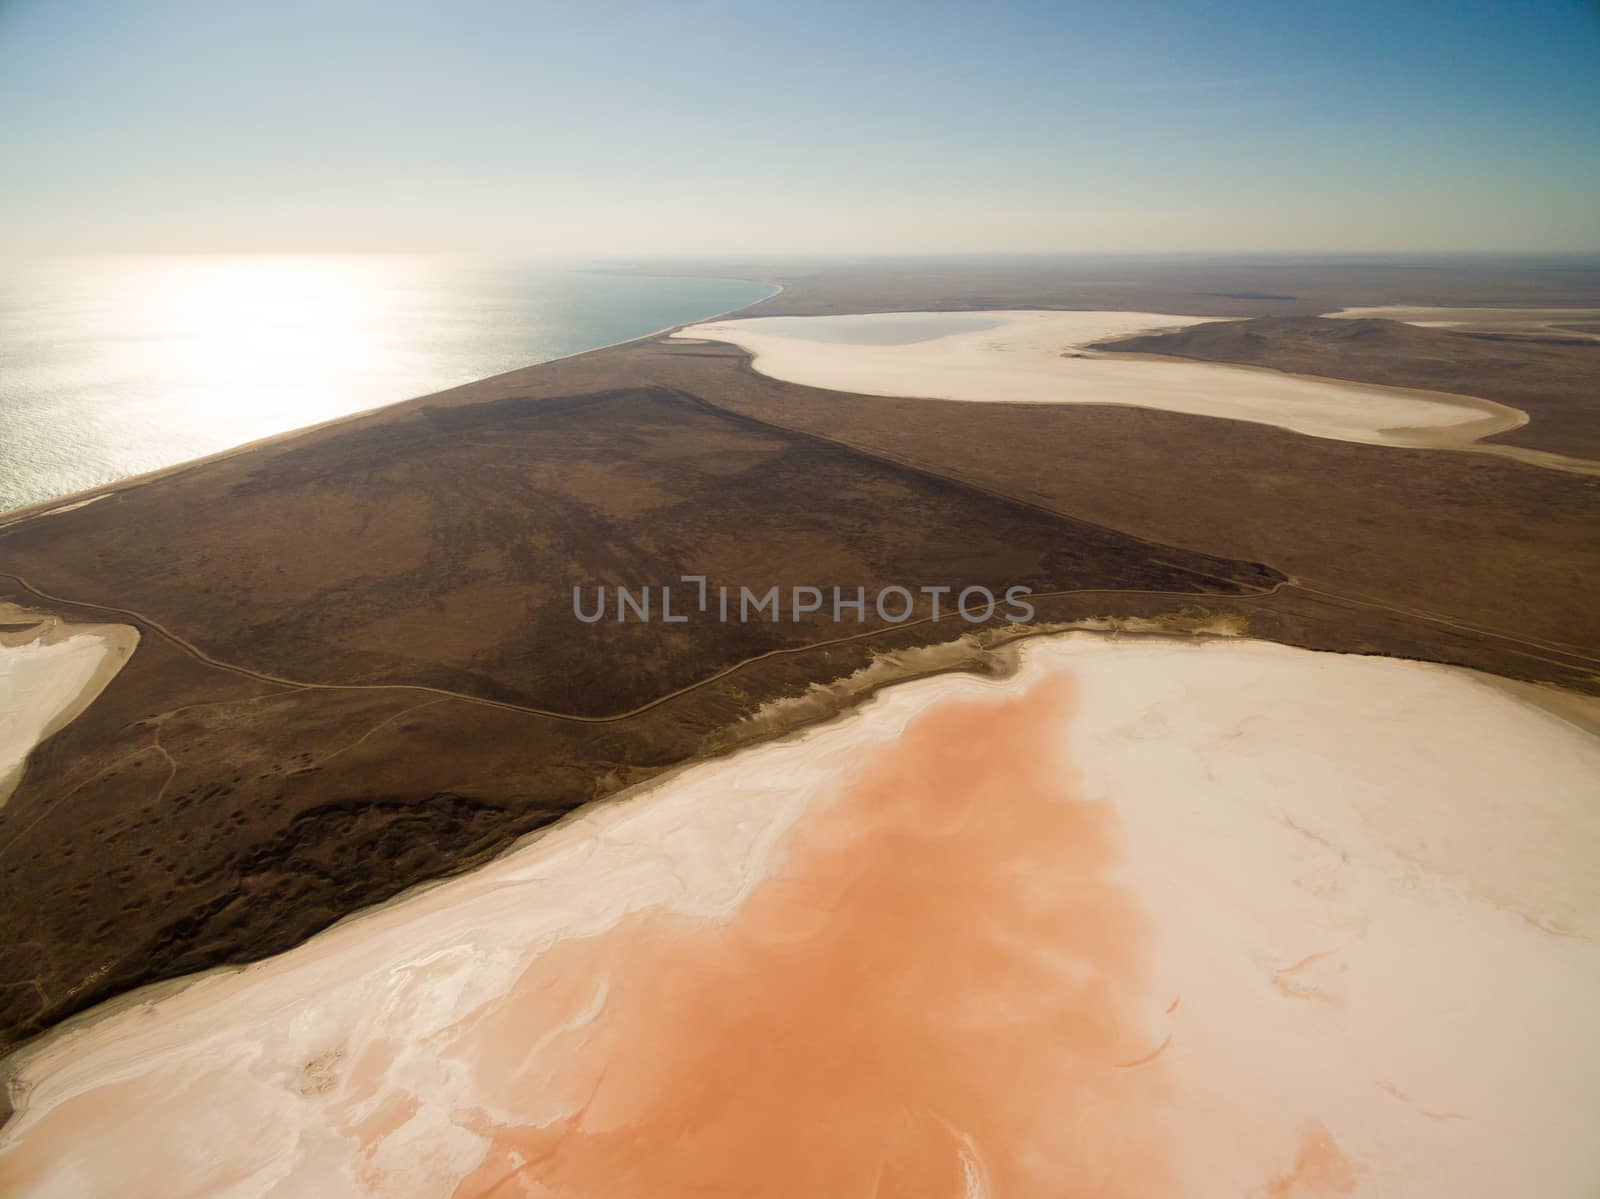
[1263, 1122, 1365, 1198]
[443, 677, 1174, 1197]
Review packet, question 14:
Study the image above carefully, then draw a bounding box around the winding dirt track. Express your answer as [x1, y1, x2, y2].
[0, 572, 1292, 723]
[7, 567, 1596, 738]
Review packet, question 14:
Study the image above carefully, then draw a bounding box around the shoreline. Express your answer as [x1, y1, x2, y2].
[0, 273, 783, 531]
[13, 288, 1593, 540]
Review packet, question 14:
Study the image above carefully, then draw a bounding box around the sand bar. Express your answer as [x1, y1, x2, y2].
[0, 606, 138, 806]
[1, 633, 1597, 1196]
[675, 310, 1528, 450]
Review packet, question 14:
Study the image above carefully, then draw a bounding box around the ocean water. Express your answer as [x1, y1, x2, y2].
[0, 256, 773, 512]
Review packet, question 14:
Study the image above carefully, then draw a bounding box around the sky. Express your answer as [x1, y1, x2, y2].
[1, 0, 1598, 256]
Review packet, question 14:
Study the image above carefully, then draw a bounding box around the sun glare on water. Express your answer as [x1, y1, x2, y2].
[0, 254, 453, 509]
[0, 254, 775, 511]
[93, 254, 428, 446]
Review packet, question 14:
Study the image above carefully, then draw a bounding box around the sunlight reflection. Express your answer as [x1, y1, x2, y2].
[103, 255, 425, 445]
[0, 256, 774, 511]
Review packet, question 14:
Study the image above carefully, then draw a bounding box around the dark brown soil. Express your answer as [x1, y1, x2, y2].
[1097, 315, 1600, 458]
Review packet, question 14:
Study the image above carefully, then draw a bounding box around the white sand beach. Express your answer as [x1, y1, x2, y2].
[674, 310, 1526, 449]
[0, 607, 138, 806]
[2, 633, 1596, 1198]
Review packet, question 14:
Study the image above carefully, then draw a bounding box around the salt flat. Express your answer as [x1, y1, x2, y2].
[2, 633, 1596, 1198]
[1328, 305, 1600, 340]
[676, 310, 1525, 449]
[0, 607, 137, 806]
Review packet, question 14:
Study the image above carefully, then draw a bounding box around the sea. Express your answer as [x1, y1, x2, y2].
[0, 256, 773, 513]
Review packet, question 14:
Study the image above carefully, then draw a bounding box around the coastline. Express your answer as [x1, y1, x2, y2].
[0, 274, 783, 531]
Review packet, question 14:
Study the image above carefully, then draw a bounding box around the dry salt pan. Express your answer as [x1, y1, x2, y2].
[675, 310, 1526, 451]
[0, 610, 138, 805]
[2, 634, 1596, 1197]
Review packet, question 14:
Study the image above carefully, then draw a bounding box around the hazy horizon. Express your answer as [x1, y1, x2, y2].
[3, 0, 1598, 257]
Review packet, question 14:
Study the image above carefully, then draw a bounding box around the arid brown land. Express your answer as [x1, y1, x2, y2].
[638, 253, 1600, 320]
[2, 260, 1598, 1054]
[1098, 315, 1600, 459]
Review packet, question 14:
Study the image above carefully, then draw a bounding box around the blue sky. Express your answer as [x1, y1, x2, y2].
[2, 0, 1597, 254]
